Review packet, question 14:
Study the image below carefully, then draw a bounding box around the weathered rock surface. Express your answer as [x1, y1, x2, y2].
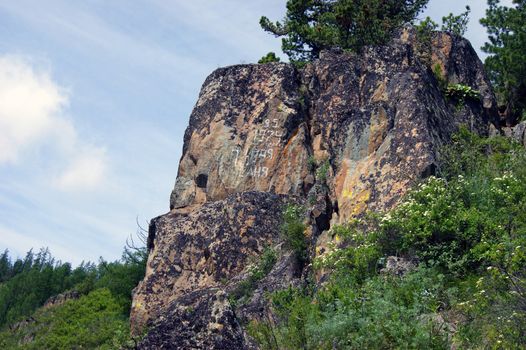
[501, 121, 526, 147]
[170, 64, 310, 210]
[137, 289, 246, 350]
[131, 192, 300, 333]
[131, 29, 498, 348]
[305, 30, 496, 223]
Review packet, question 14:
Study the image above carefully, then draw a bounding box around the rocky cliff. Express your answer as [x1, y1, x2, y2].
[131, 29, 498, 349]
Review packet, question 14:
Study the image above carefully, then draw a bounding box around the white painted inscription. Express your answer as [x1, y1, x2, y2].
[229, 117, 286, 179]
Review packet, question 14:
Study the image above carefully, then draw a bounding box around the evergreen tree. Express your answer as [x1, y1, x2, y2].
[441, 5, 471, 36]
[0, 250, 10, 283]
[481, 0, 526, 124]
[258, 52, 281, 64]
[260, 0, 429, 63]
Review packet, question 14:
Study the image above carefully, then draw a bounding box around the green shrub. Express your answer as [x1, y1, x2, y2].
[313, 223, 380, 283]
[445, 83, 480, 108]
[307, 155, 317, 172]
[315, 159, 330, 185]
[252, 130, 526, 349]
[252, 268, 450, 349]
[0, 288, 135, 349]
[230, 247, 277, 307]
[281, 204, 308, 265]
[432, 63, 448, 91]
[258, 52, 281, 64]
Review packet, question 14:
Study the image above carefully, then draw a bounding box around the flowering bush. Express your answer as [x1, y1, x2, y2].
[313, 222, 380, 283]
[251, 129, 526, 349]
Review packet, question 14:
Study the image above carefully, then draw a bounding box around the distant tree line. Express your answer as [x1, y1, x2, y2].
[0, 236, 147, 329]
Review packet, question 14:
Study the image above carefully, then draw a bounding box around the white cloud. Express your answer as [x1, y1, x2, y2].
[55, 147, 107, 190]
[0, 55, 68, 162]
[0, 55, 106, 191]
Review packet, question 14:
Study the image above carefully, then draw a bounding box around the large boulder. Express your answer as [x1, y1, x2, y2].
[131, 192, 300, 333]
[131, 29, 497, 348]
[137, 289, 246, 350]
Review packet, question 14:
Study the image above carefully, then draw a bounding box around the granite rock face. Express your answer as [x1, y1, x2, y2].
[304, 30, 496, 223]
[131, 29, 497, 348]
[131, 192, 301, 334]
[137, 289, 246, 350]
[170, 63, 310, 210]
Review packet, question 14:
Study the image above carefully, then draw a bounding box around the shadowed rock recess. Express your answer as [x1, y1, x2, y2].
[131, 30, 497, 349]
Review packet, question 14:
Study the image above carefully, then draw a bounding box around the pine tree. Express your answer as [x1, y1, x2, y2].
[0, 250, 10, 283]
[481, 0, 526, 125]
[260, 0, 429, 63]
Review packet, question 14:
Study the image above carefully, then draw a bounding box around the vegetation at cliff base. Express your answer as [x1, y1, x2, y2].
[249, 129, 526, 349]
[282, 204, 308, 265]
[0, 238, 147, 349]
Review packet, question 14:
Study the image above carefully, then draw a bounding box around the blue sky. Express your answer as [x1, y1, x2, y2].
[0, 0, 513, 265]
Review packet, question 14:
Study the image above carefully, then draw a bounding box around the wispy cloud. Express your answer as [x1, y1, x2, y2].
[0, 225, 79, 264]
[54, 147, 107, 191]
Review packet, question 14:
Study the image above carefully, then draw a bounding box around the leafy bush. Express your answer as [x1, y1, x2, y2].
[307, 155, 317, 172]
[315, 159, 330, 185]
[281, 204, 308, 265]
[313, 223, 380, 283]
[230, 247, 277, 306]
[445, 83, 480, 108]
[432, 63, 448, 91]
[250, 268, 450, 349]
